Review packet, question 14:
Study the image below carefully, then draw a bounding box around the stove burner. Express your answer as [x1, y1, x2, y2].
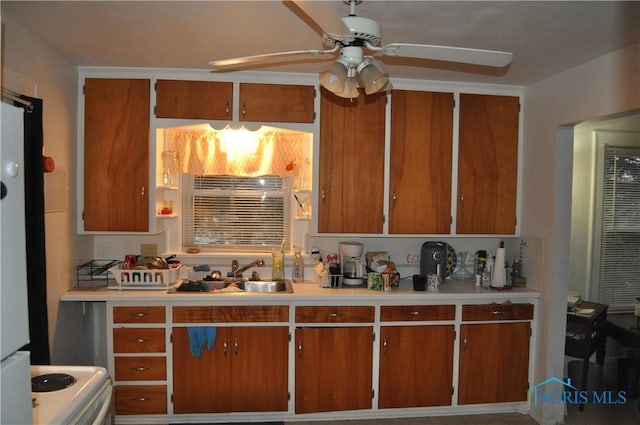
[32, 373, 77, 392]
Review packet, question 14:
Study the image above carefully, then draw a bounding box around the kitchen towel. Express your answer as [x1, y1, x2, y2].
[187, 326, 217, 358]
[491, 246, 506, 288]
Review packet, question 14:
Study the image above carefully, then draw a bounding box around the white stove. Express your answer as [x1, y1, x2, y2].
[31, 365, 112, 425]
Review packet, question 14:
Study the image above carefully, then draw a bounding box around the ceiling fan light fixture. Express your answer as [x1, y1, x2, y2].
[319, 60, 348, 94]
[357, 59, 389, 95]
[338, 77, 360, 99]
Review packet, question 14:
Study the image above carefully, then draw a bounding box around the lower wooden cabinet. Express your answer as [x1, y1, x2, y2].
[172, 326, 289, 413]
[379, 325, 455, 408]
[458, 322, 531, 404]
[295, 326, 373, 413]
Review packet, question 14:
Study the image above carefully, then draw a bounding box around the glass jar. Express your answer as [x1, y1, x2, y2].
[161, 151, 180, 187]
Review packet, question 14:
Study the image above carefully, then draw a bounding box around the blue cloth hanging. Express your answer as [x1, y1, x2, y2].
[187, 326, 217, 358]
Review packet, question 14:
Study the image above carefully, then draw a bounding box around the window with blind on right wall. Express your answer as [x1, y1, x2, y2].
[593, 136, 640, 312]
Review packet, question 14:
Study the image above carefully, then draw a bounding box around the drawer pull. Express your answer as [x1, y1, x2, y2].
[132, 366, 149, 371]
[135, 338, 146, 343]
[410, 311, 422, 315]
[492, 310, 505, 315]
[133, 312, 146, 318]
[328, 312, 339, 318]
[134, 397, 149, 402]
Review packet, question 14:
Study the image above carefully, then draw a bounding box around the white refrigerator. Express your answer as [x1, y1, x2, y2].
[1, 101, 33, 424]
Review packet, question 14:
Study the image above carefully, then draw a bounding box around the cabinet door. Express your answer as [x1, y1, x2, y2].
[457, 94, 519, 234]
[458, 322, 530, 404]
[83, 78, 150, 231]
[172, 326, 288, 413]
[295, 326, 373, 413]
[379, 325, 454, 408]
[231, 326, 289, 412]
[389, 90, 454, 234]
[318, 88, 386, 233]
[239, 83, 315, 123]
[155, 79, 232, 120]
[172, 327, 232, 413]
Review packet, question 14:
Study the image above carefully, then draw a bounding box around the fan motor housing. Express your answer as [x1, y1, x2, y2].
[324, 16, 381, 47]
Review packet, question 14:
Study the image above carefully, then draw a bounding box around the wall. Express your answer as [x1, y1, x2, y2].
[1, 16, 96, 364]
[522, 43, 640, 425]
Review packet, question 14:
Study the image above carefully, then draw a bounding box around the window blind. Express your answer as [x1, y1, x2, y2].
[183, 175, 291, 250]
[598, 146, 640, 310]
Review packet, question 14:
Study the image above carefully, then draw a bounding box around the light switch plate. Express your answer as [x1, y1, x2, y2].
[140, 244, 158, 257]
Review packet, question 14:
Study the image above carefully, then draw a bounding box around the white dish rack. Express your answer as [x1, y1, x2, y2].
[108, 265, 181, 290]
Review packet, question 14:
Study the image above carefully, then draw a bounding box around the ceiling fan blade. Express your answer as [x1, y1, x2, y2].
[209, 47, 338, 70]
[291, 0, 350, 41]
[373, 42, 512, 67]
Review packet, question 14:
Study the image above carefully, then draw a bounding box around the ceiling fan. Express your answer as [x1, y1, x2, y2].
[209, 0, 513, 99]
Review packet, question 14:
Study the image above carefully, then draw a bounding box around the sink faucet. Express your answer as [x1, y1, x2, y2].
[231, 258, 265, 278]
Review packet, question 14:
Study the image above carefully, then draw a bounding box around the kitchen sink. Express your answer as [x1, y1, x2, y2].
[238, 280, 293, 293]
[172, 278, 293, 294]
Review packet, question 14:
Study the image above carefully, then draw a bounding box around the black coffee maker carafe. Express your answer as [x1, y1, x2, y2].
[420, 241, 447, 281]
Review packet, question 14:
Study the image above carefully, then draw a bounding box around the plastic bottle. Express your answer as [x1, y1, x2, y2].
[292, 246, 305, 283]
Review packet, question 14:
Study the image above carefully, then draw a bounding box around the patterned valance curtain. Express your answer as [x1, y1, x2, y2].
[165, 126, 310, 177]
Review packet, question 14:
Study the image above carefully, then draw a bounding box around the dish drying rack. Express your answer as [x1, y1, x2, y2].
[108, 265, 182, 290]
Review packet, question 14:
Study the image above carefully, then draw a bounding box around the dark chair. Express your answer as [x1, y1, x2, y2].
[565, 301, 608, 411]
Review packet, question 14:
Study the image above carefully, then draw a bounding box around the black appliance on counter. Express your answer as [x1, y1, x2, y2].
[420, 241, 447, 281]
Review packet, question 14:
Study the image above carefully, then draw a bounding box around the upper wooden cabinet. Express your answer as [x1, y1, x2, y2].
[389, 90, 454, 234]
[154, 80, 315, 123]
[318, 88, 386, 233]
[238, 83, 315, 123]
[155, 79, 232, 120]
[456, 94, 520, 234]
[83, 78, 150, 232]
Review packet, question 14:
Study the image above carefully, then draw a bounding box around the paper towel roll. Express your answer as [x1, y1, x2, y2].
[491, 247, 506, 287]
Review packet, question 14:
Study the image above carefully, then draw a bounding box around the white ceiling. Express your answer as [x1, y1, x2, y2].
[2, 1, 639, 86]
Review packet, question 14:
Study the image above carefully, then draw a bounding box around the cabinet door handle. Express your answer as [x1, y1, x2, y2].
[459, 193, 464, 203]
[463, 337, 468, 351]
[141, 185, 146, 200]
[225, 101, 230, 115]
[223, 339, 228, 356]
[132, 366, 149, 371]
[383, 338, 388, 354]
[241, 103, 246, 118]
[234, 339, 239, 355]
[297, 342, 303, 356]
[392, 192, 397, 205]
[321, 188, 326, 202]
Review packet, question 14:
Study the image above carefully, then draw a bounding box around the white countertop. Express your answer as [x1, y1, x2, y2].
[61, 278, 539, 303]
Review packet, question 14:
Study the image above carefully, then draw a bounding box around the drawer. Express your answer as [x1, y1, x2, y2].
[114, 384, 167, 415]
[173, 305, 288, 323]
[462, 303, 534, 321]
[113, 306, 165, 323]
[295, 306, 375, 323]
[113, 328, 165, 353]
[115, 356, 166, 381]
[381, 305, 455, 322]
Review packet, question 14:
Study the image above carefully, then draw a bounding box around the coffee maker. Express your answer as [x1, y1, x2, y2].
[339, 242, 364, 286]
[420, 241, 447, 281]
